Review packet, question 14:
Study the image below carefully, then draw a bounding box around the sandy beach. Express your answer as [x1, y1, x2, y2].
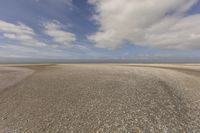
[0, 64, 200, 132]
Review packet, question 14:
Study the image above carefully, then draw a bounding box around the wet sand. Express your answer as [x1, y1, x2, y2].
[0, 64, 200, 132]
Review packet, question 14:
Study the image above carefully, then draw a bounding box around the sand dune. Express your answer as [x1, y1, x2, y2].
[0, 64, 200, 132]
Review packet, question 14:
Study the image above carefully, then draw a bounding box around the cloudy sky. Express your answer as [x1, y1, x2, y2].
[0, 0, 200, 62]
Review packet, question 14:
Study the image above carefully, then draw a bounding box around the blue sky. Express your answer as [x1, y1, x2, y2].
[0, 0, 200, 62]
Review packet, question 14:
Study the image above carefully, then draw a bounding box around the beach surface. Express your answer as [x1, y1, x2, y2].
[0, 64, 200, 132]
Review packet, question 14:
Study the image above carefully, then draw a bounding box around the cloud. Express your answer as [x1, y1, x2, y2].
[0, 44, 70, 59]
[0, 20, 46, 47]
[0, 20, 77, 48]
[43, 21, 76, 48]
[0, 20, 79, 51]
[88, 0, 200, 50]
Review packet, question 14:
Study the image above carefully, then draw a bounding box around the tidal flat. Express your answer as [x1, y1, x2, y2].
[0, 64, 200, 132]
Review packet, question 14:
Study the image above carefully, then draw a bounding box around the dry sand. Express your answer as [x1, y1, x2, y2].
[0, 64, 200, 132]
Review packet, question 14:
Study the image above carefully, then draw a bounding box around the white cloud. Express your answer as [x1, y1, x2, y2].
[0, 20, 78, 51]
[88, 0, 200, 50]
[0, 44, 70, 59]
[44, 21, 76, 48]
[0, 20, 46, 47]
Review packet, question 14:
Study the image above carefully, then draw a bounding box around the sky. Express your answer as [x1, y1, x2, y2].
[0, 0, 200, 63]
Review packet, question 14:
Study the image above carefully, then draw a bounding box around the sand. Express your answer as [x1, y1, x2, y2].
[0, 64, 200, 132]
[0, 66, 34, 92]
